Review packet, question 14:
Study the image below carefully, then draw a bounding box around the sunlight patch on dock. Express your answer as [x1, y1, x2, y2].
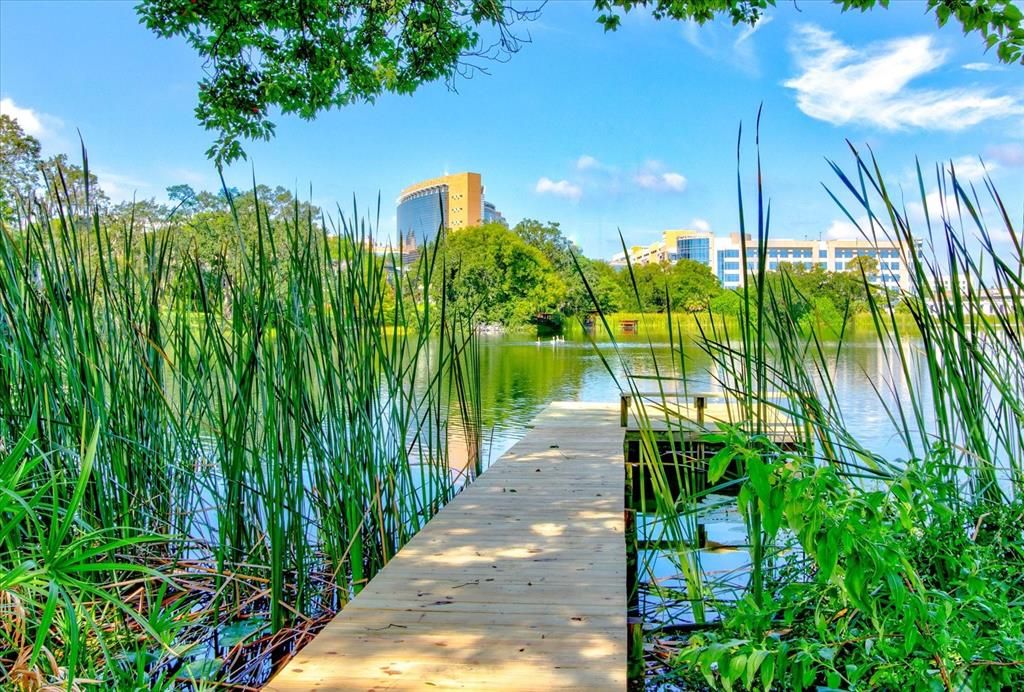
[267, 402, 625, 691]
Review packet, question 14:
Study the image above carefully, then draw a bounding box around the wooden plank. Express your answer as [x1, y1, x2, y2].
[267, 402, 625, 692]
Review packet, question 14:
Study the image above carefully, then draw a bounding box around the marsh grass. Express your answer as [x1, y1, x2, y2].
[0, 154, 481, 688]
[581, 116, 1024, 689]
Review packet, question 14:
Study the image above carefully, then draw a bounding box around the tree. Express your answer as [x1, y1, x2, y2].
[844, 255, 879, 278]
[37, 154, 109, 216]
[137, 0, 535, 165]
[593, 1, 1024, 64]
[669, 258, 722, 312]
[138, 0, 1023, 164]
[617, 261, 672, 313]
[710, 289, 742, 317]
[166, 183, 199, 214]
[434, 223, 565, 326]
[0, 114, 42, 224]
[565, 256, 626, 316]
[513, 219, 578, 273]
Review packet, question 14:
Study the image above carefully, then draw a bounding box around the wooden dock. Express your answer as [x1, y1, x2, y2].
[267, 402, 626, 691]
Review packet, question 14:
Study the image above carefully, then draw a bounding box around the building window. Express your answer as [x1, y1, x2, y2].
[676, 237, 711, 265]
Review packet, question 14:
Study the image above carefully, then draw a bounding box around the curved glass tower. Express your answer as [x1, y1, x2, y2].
[397, 184, 448, 246]
[397, 172, 486, 247]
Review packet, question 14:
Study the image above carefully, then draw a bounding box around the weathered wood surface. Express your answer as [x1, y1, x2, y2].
[267, 402, 625, 691]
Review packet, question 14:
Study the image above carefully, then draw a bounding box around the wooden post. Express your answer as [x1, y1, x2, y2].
[627, 616, 644, 686]
[620, 394, 631, 428]
[624, 435, 642, 687]
[695, 395, 707, 426]
[624, 458, 638, 615]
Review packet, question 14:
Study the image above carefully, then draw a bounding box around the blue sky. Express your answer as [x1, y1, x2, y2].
[1, 1, 1021, 258]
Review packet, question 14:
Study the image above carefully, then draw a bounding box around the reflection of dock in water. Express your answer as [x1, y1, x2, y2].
[269, 402, 626, 691]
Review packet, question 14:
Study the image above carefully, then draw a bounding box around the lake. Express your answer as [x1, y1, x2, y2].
[466, 329, 921, 470]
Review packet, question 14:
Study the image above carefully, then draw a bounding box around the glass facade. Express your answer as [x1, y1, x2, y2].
[483, 201, 506, 225]
[716, 248, 740, 283]
[676, 237, 710, 264]
[397, 186, 448, 246]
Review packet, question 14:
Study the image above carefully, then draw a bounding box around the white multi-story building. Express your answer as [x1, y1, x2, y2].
[610, 229, 919, 292]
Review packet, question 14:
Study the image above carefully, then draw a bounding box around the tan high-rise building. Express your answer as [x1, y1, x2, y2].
[397, 172, 490, 246]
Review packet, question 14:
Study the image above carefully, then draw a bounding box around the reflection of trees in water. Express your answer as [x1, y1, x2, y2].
[419, 331, 929, 473]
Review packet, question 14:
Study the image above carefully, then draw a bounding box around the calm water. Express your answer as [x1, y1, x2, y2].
[469, 330, 922, 468]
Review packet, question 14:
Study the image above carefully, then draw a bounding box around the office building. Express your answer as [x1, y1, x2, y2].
[396, 172, 504, 246]
[611, 229, 919, 292]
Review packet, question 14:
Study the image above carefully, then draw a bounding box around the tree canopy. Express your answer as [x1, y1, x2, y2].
[0, 115, 42, 223]
[137, 0, 1023, 164]
[431, 223, 565, 326]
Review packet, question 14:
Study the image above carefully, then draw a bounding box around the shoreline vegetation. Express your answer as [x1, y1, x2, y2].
[593, 134, 1024, 690]
[0, 157, 484, 689]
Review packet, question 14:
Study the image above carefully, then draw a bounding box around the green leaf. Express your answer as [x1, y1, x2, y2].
[761, 653, 777, 690]
[179, 658, 223, 680]
[708, 447, 736, 483]
[218, 618, 270, 647]
[745, 649, 769, 688]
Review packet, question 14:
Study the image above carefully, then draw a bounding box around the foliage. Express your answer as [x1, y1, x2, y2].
[136, 0, 534, 164]
[680, 447, 1024, 691]
[433, 222, 566, 326]
[513, 218, 578, 274]
[0, 115, 41, 224]
[510, 218, 626, 319]
[710, 288, 743, 317]
[566, 256, 626, 316]
[670, 258, 722, 312]
[138, 0, 1023, 163]
[594, 0, 1024, 64]
[609, 259, 722, 314]
[581, 115, 1024, 689]
[37, 153, 109, 215]
[0, 153, 481, 687]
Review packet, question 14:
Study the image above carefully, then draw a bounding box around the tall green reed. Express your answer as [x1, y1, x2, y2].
[583, 112, 1024, 688]
[0, 152, 481, 688]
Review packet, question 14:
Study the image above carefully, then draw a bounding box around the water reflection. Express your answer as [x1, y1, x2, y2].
[468, 331, 925, 467]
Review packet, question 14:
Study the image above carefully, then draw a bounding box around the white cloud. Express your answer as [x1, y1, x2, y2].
[535, 177, 582, 201]
[681, 14, 772, 75]
[736, 14, 773, 46]
[785, 25, 1024, 131]
[824, 218, 864, 241]
[962, 62, 1003, 72]
[903, 157, 997, 225]
[661, 172, 687, 191]
[946, 155, 994, 182]
[690, 218, 712, 233]
[576, 155, 601, 171]
[633, 160, 687, 193]
[94, 169, 157, 203]
[0, 97, 64, 146]
[1, 97, 44, 135]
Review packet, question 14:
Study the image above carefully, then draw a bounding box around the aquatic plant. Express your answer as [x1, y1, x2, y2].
[581, 114, 1024, 688]
[0, 152, 481, 688]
